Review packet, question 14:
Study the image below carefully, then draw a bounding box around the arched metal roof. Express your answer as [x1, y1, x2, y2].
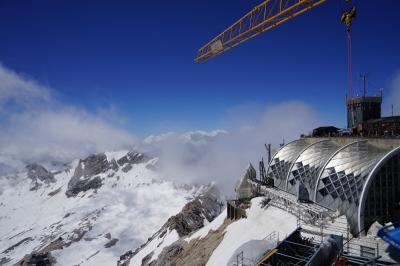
[286, 139, 342, 199]
[267, 139, 318, 190]
[358, 146, 400, 233]
[312, 140, 366, 202]
[266, 137, 400, 234]
[313, 140, 388, 233]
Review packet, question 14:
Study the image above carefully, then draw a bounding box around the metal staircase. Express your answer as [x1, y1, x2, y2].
[248, 179, 396, 263]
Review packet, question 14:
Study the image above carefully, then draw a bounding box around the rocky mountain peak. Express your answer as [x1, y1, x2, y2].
[26, 163, 55, 191]
[65, 152, 152, 197]
[65, 153, 115, 197]
[75, 154, 113, 178]
[1, 148, 208, 266]
[117, 152, 150, 166]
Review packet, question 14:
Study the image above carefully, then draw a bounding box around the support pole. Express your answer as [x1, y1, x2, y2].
[347, 223, 350, 254]
[320, 214, 324, 243]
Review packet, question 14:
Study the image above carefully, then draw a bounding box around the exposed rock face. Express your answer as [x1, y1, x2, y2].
[165, 187, 223, 237]
[27, 164, 55, 183]
[121, 164, 133, 173]
[148, 244, 182, 266]
[0, 257, 10, 264]
[141, 252, 155, 265]
[148, 218, 231, 266]
[2, 149, 189, 266]
[66, 154, 111, 197]
[119, 251, 134, 266]
[117, 152, 150, 166]
[66, 176, 102, 198]
[104, 238, 119, 248]
[65, 152, 152, 197]
[26, 164, 55, 191]
[18, 252, 56, 266]
[47, 187, 61, 197]
[110, 159, 119, 172]
[75, 154, 110, 178]
[118, 186, 224, 266]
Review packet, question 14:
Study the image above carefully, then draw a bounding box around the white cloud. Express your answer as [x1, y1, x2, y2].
[141, 101, 320, 195]
[0, 63, 51, 112]
[0, 63, 321, 197]
[0, 64, 137, 174]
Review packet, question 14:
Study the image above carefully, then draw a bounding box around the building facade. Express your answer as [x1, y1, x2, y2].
[267, 137, 400, 235]
[347, 96, 382, 129]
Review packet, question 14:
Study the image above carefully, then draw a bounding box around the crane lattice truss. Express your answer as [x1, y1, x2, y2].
[195, 0, 326, 63]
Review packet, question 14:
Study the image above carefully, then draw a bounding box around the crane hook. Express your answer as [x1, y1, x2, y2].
[341, 6, 356, 32]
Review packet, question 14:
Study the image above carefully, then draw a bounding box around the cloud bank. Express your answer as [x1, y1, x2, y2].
[0, 63, 321, 197]
[142, 101, 321, 195]
[0, 64, 50, 110]
[146, 70, 400, 196]
[0, 64, 137, 174]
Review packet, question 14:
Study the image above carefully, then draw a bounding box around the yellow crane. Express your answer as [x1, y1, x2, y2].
[195, 0, 357, 96]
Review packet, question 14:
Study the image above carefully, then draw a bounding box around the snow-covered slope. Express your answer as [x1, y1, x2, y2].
[134, 197, 298, 266]
[206, 197, 297, 266]
[123, 186, 223, 266]
[0, 151, 211, 266]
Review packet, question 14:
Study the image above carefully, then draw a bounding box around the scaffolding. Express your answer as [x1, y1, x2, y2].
[247, 179, 395, 263]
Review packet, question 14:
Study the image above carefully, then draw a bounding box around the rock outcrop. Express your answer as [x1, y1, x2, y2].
[65, 154, 111, 197]
[65, 152, 152, 197]
[18, 252, 56, 266]
[147, 218, 231, 266]
[164, 186, 223, 237]
[118, 185, 224, 266]
[26, 164, 55, 191]
[117, 152, 150, 166]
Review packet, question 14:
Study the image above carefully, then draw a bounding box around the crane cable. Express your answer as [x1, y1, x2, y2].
[347, 30, 353, 98]
[341, 4, 356, 98]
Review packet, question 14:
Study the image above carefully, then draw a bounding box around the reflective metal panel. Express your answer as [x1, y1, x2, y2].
[314, 141, 388, 233]
[267, 139, 317, 190]
[286, 140, 342, 199]
[359, 147, 400, 233]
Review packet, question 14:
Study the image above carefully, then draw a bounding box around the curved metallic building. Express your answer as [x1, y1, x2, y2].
[268, 137, 400, 235]
[266, 138, 320, 190]
[286, 139, 342, 199]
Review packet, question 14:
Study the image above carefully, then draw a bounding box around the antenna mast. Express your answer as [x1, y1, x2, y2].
[360, 73, 368, 97]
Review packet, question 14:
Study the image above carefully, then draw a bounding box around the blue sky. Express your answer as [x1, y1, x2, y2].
[1, 0, 400, 135]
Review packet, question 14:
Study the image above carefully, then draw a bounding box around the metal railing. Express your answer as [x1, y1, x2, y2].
[250, 179, 396, 262]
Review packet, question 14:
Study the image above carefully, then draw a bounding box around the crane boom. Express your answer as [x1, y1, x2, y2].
[195, 0, 327, 63]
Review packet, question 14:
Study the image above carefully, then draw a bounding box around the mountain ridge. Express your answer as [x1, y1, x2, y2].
[0, 150, 222, 266]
